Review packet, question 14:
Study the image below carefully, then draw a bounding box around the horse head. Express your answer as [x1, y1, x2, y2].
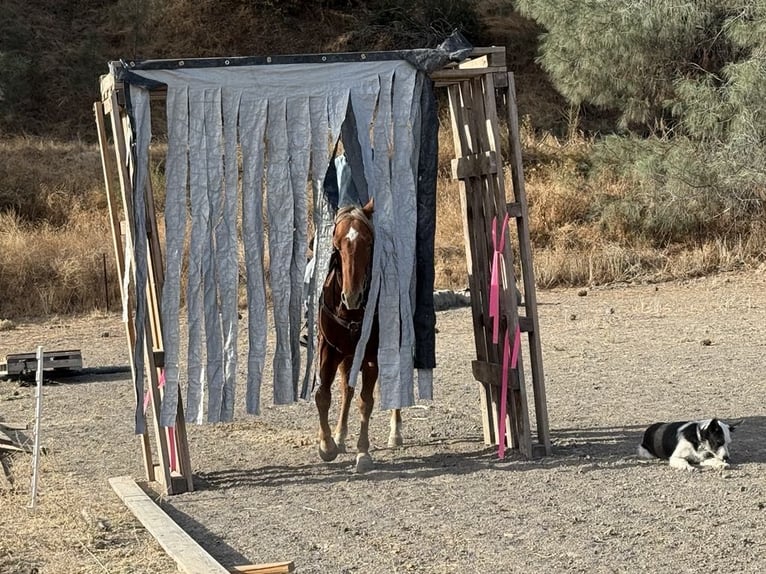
[332, 198, 374, 311]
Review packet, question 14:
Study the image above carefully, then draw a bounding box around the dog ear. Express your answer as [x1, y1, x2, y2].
[727, 418, 745, 431]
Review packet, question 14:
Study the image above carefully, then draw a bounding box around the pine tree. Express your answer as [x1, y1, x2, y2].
[516, 0, 766, 243]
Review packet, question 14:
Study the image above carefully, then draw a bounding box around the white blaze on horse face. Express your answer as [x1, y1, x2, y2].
[345, 226, 359, 243]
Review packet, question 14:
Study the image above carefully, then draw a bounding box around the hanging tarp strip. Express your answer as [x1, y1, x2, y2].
[202, 88, 226, 423]
[218, 88, 243, 422]
[185, 87, 209, 424]
[346, 83, 382, 389]
[125, 85, 151, 434]
[287, 97, 312, 402]
[240, 96, 269, 415]
[117, 54, 454, 428]
[159, 85, 189, 426]
[391, 67, 419, 408]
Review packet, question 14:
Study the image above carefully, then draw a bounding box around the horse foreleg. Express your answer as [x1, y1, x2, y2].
[333, 356, 355, 453]
[355, 360, 378, 473]
[388, 409, 403, 448]
[316, 339, 340, 462]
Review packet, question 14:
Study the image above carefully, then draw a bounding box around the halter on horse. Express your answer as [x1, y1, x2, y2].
[315, 198, 403, 473]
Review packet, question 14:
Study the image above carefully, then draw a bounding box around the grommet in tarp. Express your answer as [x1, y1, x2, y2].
[322, 56, 327, 62]
[361, 53, 367, 60]
[224, 59, 230, 65]
[266, 56, 272, 63]
[178, 60, 185, 67]
[129, 61, 136, 68]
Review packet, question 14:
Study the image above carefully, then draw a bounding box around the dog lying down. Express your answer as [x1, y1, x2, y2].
[638, 418, 742, 471]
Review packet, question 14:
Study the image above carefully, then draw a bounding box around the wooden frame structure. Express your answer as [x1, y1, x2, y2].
[94, 45, 550, 495]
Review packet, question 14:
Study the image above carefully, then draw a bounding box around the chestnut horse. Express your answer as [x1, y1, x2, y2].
[315, 199, 402, 473]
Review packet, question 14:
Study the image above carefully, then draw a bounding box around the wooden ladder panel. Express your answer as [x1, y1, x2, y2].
[95, 89, 194, 493]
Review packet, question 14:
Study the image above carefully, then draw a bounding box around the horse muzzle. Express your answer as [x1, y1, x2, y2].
[341, 290, 363, 310]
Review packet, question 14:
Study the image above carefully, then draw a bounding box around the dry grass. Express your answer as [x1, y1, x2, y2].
[0, 210, 119, 318]
[0, 452, 173, 574]
[1, 119, 765, 318]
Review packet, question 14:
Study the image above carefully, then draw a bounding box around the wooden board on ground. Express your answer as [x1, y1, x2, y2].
[110, 476, 293, 574]
[110, 476, 229, 574]
[0, 428, 25, 453]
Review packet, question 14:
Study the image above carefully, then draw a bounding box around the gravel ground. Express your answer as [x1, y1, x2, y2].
[2, 270, 766, 573]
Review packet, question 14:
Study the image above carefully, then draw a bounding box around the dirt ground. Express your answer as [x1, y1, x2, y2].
[2, 270, 766, 574]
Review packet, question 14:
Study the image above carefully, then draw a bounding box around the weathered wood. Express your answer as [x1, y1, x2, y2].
[0, 428, 28, 453]
[109, 476, 229, 574]
[447, 82, 496, 445]
[480, 71, 533, 457]
[230, 563, 295, 574]
[506, 72, 551, 455]
[450, 151, 498, 180]
[506, 202, 522, 218]
[95, 100, 155, 483]
[471, 361, 521, 390]
[108, 93, 174, 491]
[0, 421, 28, 431]
[431, 66, 506, 82]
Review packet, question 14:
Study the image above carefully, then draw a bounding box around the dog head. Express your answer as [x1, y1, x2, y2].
[699, 418, 740, 462]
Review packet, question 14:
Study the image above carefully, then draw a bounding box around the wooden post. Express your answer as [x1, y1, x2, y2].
[441, 51, 550, 458]
[95, 85, 193, 493]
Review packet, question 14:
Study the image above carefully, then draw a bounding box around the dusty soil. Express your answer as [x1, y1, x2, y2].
[2, 270, 766, 573]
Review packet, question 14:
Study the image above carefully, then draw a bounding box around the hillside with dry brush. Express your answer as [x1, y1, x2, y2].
[1, 0, 764, 318]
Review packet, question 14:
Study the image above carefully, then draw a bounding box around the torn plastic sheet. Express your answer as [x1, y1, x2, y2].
[117, 40, 471, 430]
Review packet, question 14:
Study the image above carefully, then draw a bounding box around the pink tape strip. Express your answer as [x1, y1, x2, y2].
[143, 368, 167, 413]
[168, 427, 177, 472]
[488, 214, 510, 344]
[498, 324, 522, 459]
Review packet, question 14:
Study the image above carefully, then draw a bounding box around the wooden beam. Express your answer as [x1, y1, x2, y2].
[471, 360, 520, 390]
[450, 151, 498, 180]
[94, 101, 156, 482]
[109, 476, 229, 574]
[506, 72, 552, 456]
[430, 66, 506, 83]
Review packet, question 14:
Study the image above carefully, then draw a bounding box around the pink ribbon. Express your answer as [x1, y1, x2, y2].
[142, 368, 166, 413]
[498, 323, 521, 459]
[167, 426, 178, 472]
[489, 213, 510, 344]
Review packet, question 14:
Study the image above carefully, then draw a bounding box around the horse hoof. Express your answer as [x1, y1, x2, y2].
[355, 453, 373, 473]
[388, 435, 403, 449]
[318, 441, 339, 462]
[333, 436, 347, 453]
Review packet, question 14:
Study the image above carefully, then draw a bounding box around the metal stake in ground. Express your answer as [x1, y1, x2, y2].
[28, 345, 44, 510]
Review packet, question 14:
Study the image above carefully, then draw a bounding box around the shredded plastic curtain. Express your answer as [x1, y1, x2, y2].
[121, 57, 447, 431]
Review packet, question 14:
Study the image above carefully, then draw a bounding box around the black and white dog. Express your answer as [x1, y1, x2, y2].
[637, 418, 742, 471]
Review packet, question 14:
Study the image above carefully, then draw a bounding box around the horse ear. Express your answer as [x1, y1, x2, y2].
[362, 197, 374, 217]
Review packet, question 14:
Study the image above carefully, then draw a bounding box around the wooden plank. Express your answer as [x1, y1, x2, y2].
[447, 82, 495, 445]
[458, 55, 489, 69]
[230, 563, 295, 574]
[506, 202, 522, 218]
[0, 421, 28, 431]
[481, 71, 534, 457]
[450, 151, 498, 180]
[96, 100, 156, 483]
[108, 94, 174, 490]
[431, 66, 507, 83]
[471, 361, 520, 390]
[109, 476, 229, 574]
[506, 72, 552, 455]
[464, 76, 514, 450]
